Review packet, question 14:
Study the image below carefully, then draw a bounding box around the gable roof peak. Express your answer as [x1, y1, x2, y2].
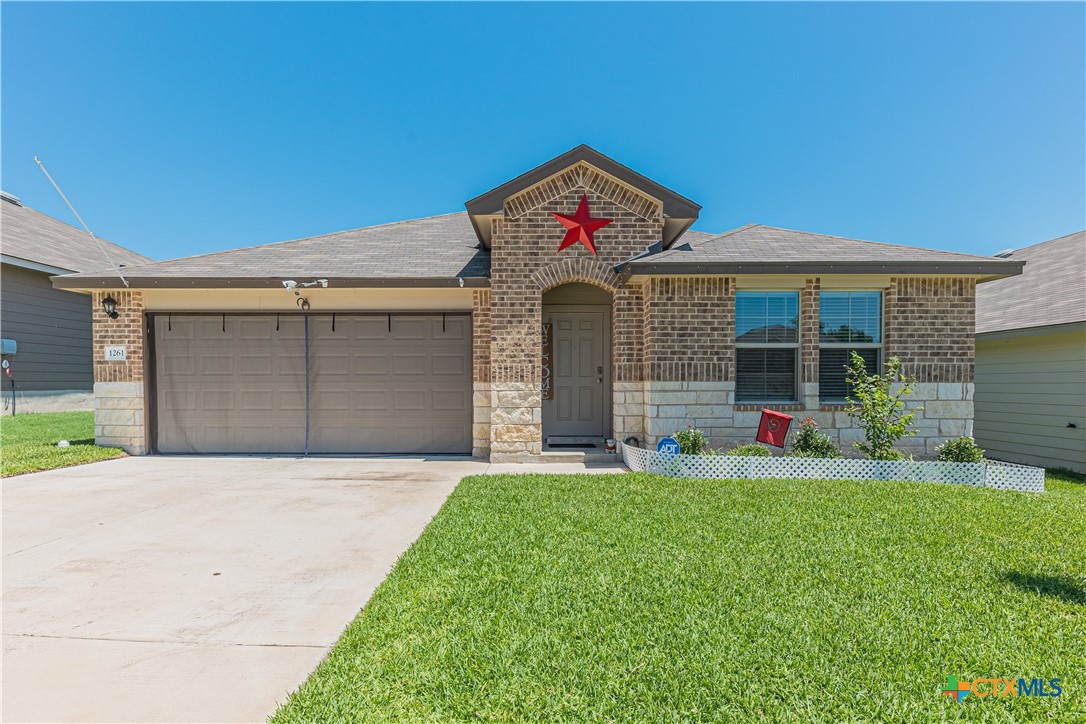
[464, 145, 700, 248]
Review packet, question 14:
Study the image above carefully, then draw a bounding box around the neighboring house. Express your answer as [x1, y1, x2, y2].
[974, 231, 1086, 473]
[1, 191, 151, 412]
[52, 146, 1022, 460]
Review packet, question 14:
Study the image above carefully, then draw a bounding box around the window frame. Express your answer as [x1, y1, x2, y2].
[734, 289, 801, 404]
[818, 290, 884, 403]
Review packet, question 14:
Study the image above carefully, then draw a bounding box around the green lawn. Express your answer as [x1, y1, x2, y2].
[273, 470, 1084, 722]
[0, 411, 125, 477]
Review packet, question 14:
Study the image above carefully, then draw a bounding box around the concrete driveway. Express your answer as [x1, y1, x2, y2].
[3, 456, 501, 723]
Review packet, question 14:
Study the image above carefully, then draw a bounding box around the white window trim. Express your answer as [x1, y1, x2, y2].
[819, 290, 884, 403]
[735, 290, 801, 404]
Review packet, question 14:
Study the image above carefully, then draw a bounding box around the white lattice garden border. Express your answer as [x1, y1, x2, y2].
[621, 444, 1045, 493]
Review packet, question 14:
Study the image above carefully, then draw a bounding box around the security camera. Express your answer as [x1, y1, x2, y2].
[282, 280, 297, 292]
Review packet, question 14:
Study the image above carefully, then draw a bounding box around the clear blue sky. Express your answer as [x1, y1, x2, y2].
[3, 2, 1083, 261]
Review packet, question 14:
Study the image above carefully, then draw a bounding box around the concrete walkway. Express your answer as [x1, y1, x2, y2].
[2, 455, 625, 723]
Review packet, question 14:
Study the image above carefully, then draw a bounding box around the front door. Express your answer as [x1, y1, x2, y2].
[542, 309, 608, 439]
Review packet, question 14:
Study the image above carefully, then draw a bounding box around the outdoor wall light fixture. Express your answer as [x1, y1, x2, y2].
[101, 295, 119, 319]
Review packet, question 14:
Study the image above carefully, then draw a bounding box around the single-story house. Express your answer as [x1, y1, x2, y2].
[974, 230, 1086, 473]
[1, 190, 151, 412]
[52, 146, 1023, 461]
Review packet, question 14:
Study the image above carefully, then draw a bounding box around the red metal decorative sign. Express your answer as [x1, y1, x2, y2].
[756, 409, 793, 448]
[551, 193, 613, 256]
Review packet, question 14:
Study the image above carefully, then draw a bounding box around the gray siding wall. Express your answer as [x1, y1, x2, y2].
[0, 263, 93, 391]
[974, 327, 1086, 473]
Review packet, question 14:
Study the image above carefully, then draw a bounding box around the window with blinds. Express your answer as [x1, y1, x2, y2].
[819, 291, 882, 402]
[735, 291, 799, 402]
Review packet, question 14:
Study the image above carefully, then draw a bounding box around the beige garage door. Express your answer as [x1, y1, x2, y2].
[153, 313, 471, 454]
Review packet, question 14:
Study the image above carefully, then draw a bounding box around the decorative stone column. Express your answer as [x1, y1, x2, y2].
[91, 290, 146, 454]
[472, 289, 492, 458]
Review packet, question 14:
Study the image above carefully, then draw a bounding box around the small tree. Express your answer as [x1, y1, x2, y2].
[845, 352, 921, 460]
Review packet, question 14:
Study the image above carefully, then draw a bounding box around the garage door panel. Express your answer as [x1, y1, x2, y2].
[308, 314, 472, 454]
[343, 316, 388, 339]
[238, 354, 273, 376]
[155, 313, 471, 455]
[200, 389, 235, 411]
[316, 353, 350, 376]
[432, 389, 469, 411]
[352, 354, 390, 375]
[440, 316, 469, 339]
[393, 354, 428, 374]
[392, 389, 428, 411]
[312, 389, 351, 412]
[355, 389, 390, 410]
[155, 315, 307, 454]
[392, 317, 429, 339]
[199, 354, 235, 376]
[431, 353, 467, 376]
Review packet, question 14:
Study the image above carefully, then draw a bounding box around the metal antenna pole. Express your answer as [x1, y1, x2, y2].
[34, 156, 129, 287]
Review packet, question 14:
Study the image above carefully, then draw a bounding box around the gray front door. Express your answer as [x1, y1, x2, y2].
[543, 309, 608, 438]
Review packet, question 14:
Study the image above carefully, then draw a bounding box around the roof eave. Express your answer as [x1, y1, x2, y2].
[625, 260, 1026, 277]
[2, 254, 76, 275]
[976, 320, 1086, 339]
[50, 275, 491, 291]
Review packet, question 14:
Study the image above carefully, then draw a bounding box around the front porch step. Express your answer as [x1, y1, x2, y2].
[534, 449, 620, 464]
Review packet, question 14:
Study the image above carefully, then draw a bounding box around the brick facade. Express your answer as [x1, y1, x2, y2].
[91, 290, 144, 383]
[642, 276, 734, 382]
[90, 290, 146, 454]
[885, 277, 975, 383]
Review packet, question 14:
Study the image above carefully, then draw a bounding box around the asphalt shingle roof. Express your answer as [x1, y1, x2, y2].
[1, 194, 151, 272]
[52, 211, 1023, 289]
[644, 224, 1005, 264]
[56, 211, 490, 284]
[624, 224, 1023, 277]
[975, 230, 1086, 334]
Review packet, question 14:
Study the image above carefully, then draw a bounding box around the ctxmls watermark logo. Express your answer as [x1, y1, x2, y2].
[942, 675, 1062, 703]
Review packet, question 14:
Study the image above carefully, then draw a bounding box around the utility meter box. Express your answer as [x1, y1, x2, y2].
[0, 338, 16, 356]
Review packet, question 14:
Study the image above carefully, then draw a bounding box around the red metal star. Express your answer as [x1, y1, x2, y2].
[551, 194, 613, 255]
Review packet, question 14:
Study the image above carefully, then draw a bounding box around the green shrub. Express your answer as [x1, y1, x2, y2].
[674, 426, 707, 456]
[788, 417, 842, 458]
[937, 436, 985, 463]
[845, 353, 921, 460]
[727, 443, 773, 457]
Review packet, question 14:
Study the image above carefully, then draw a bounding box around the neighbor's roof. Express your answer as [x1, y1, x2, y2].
[1, 192, 151, 273]
[53, 211, 491, 289]
[624, 224, 1024, 278]
[975, 230, 1086, 335]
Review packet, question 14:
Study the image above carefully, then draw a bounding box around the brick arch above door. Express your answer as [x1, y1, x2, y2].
[530, 258, 622, 294]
